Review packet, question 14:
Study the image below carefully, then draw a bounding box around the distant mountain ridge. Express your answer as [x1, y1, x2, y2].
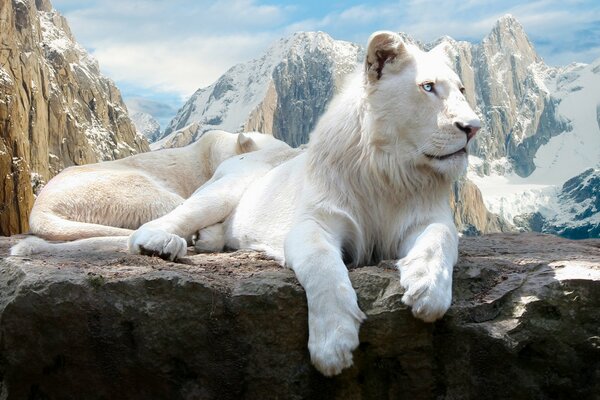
[131, 112, 161, 142]
[161, 15, 578, 179]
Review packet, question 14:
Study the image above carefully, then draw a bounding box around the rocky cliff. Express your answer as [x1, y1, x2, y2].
[1, 233, 598, 399]
[0, 0, 149, 236]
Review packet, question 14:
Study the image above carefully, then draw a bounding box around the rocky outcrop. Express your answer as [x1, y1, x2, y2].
[150, 122, 201, 150]
[0, 0, 149, 235]
[450, 178, 512, 235]
[1, 233, 599, 399]
[268, 33, 361, 147]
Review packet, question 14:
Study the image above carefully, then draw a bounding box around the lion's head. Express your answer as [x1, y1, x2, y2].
[363, 31, 480, 179]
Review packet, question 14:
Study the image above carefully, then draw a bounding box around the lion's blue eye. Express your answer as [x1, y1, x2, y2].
[422, 82, 434, 93]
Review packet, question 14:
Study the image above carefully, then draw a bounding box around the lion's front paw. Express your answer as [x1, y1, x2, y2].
[397, 256, 452, 322]
[128, 227, 187, 261]
[307, 286, 366, 376]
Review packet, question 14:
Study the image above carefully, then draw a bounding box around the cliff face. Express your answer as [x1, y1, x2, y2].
[450, 178, 510, 235]
[0, 0, 149, 235]
[1, 233, 599, 399]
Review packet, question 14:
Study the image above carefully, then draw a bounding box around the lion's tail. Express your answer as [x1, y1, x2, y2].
[29, 210, 134, 241]
[10, 236, 129, 256]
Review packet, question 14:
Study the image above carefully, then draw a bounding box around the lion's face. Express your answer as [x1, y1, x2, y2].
[364, 32, 480, 179]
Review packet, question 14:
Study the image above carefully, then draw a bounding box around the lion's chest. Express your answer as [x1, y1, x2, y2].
[350, 198, 426, 265]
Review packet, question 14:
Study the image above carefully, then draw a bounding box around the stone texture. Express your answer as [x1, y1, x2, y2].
[0, 0, 149, 235]
[1, 233, 599, 399]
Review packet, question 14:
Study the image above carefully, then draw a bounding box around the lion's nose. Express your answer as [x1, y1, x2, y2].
[455, 120, 480, 142]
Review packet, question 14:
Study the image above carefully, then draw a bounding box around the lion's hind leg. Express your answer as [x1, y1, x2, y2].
[194, 224, 225, 253]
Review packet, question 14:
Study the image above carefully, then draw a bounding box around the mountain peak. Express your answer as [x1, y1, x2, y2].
[496, 14, 520, 26]
[482, 14, 541, 63]
[130, 112, 161, 143]
[489, 14, 527, 38]
[269, 31, 360, 61]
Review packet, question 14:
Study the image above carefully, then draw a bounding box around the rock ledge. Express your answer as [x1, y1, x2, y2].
[1, 233, 599, 399]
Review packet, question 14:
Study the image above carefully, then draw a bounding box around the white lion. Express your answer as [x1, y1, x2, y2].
[13, 130, 289, 242]
[128, 31, 481, 375]
[12, 31, 481, 377]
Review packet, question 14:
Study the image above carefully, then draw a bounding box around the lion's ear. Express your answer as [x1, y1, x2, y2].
[365, 31, 407, 82]
[237, 133, 258, 153]
[430, 41, 455, 67]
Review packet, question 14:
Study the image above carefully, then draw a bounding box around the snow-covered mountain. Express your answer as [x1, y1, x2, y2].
[159, 32, 361, 147]
[467, 56, 600, 239]
[513, 168, 600, 238]
[130, 112, 161, 142]
[547, 168, 600, 238]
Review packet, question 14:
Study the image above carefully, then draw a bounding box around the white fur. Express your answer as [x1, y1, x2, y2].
[128, 32, 481, 376]
[194, 224, 225, 253]
[10, 130, 288, 256]
[10, 236, 130, 256]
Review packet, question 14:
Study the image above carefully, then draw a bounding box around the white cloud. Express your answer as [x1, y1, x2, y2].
[91, 34, 275, 96]
[56, 0, 289, 96]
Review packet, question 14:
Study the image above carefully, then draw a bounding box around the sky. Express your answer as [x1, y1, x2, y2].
[51, 0, 600, 130]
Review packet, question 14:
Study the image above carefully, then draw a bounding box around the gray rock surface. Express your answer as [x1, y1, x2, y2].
[1, 233, 599, 399]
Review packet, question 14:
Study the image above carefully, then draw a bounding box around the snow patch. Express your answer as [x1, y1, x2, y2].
[0, 67, 13, 85]
[552, 262, 600, 281]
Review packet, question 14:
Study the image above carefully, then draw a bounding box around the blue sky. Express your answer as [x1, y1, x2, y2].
[52, 0, 600, 129]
